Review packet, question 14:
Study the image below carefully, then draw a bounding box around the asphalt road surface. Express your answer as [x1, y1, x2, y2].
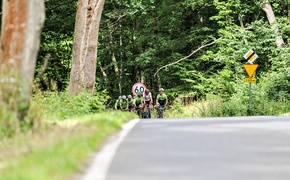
[106, 116, 290, 180]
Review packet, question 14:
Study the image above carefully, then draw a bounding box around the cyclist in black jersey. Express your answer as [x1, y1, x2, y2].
[156, 88, 168, 118]
[127, 95, 135, 112]
[134, 92, 144, 118]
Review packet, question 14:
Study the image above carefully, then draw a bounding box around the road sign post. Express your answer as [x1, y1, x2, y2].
[243, 50, 259, 116]
[247, 82, 253, 116]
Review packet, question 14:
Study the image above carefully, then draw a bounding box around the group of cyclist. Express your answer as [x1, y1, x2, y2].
[114, 88, 168, 118]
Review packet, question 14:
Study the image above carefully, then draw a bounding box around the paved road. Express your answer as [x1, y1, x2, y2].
[106, 116, 290, 180]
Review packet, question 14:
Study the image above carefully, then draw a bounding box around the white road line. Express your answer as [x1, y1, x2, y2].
[81, 118, 140, 180]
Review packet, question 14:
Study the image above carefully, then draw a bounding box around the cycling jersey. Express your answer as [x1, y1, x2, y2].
[128, 99, 134, 107]
[143, 92, 152, 102]
[134, 96, 143, 107]
[134, 96, 143, 104]
[120, 100, 127, 109]
[157, 94, 167, 106]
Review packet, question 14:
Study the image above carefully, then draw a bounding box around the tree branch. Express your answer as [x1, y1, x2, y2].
[35, 53, 51, 79]
[154, 38, 221, 77]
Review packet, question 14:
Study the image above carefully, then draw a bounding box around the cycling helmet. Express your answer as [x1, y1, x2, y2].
[137, 92, 142, 96]
[122, 95, 126, 99]
[128, 95, 132, 99]
[145, 89, 150, 94]
[118, 96, 122, 100]
[159, 88, 164, 92]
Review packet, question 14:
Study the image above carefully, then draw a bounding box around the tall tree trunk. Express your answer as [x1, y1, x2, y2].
[98, 61, 109, 91]
[119, 23, 124, 95]
[141, 72, 146, 84]
[69, 0, 105, 95]
[111, 52, 122, 94]
[0, 0, 45, 120]
[107, 26, 122, 95]
[262, 0, 285, 48]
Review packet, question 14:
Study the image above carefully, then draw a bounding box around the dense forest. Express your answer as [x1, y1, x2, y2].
[6, 0, 290, 105]
[0, 2, 289, 178]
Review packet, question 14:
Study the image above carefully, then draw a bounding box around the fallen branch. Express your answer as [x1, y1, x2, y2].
[154, 38, 221, 77]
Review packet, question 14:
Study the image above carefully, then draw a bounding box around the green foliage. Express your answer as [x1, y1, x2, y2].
[0, 106, 18, 138]
[0, 89, 109, 138]
[35, 0, 77, 91]
[33, 91, 108, 121]
[34, 0, 290, 112]
[170, 95, 290, 118]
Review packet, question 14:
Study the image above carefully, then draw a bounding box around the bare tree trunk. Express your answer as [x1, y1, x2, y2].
[238, 13, 248, 45]
[261, 0, 285, 48]
[0, 0, 45, 120]
[69, 0, 105, 95]
[119, 23, 124, 95]
[156, 73, 162, 89]
[141, 72, 146, 84]
[111, 52, 122, 94]
[108, 26, 122, 95]
[98, 61, 108, 83]
[98, 61, 109, 91]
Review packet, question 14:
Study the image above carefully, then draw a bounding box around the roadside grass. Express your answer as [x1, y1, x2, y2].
[0, 112, 137, 180]
[32, 91, 108, 121]
[168, 95, 290, 118]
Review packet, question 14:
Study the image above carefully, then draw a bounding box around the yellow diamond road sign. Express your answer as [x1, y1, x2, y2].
[243, 49, 258, 64]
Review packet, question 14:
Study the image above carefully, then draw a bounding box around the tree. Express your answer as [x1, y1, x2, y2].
[261, 0, 285, 48]
[0, 0, 45, 120]
[28, 0, 290, 104]
[68, 0, 105, 95]
[35, 0, 77, 91]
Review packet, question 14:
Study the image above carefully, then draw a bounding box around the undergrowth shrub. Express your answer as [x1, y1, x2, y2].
[33, 91, 108, 121]
[0, 90, 108, 138]
[0, 106, 19, 138]
[198, 91, 290, 117]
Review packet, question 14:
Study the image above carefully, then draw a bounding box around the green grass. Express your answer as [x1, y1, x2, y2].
[32, 91, 108, 121]
[167, 95, 290, 118]
[0, 112, 137, 180]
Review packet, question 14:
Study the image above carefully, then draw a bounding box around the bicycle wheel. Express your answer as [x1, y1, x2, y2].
[157, 108, 161, 118]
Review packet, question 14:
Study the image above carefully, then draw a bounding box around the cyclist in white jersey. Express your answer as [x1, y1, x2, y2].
[143, 89, 153, 118]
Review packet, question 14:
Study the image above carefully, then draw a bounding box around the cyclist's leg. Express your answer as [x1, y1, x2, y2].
[144, 101, 151, 118]
[161, 105, 166, 118]
[157, 106, 162, 118]
[155, 104, 159, 118]
[138, 103, 143, 118]
[145, 104, 150, 118]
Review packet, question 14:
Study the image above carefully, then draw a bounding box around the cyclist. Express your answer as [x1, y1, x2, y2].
[134, 92, 144, 117]
[143, 89, 153, 118]
[114, 96, 122, 110]
[156, 88, 168, 118]
[120, 95, 128, 111]
[127, 95, 135, 112]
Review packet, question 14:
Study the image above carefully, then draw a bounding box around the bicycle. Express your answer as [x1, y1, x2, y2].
[127, 106, 135, 113]
[136, 104, 143, 118]
[156, 105, 165, 118]
[142, 104, 150, 118]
